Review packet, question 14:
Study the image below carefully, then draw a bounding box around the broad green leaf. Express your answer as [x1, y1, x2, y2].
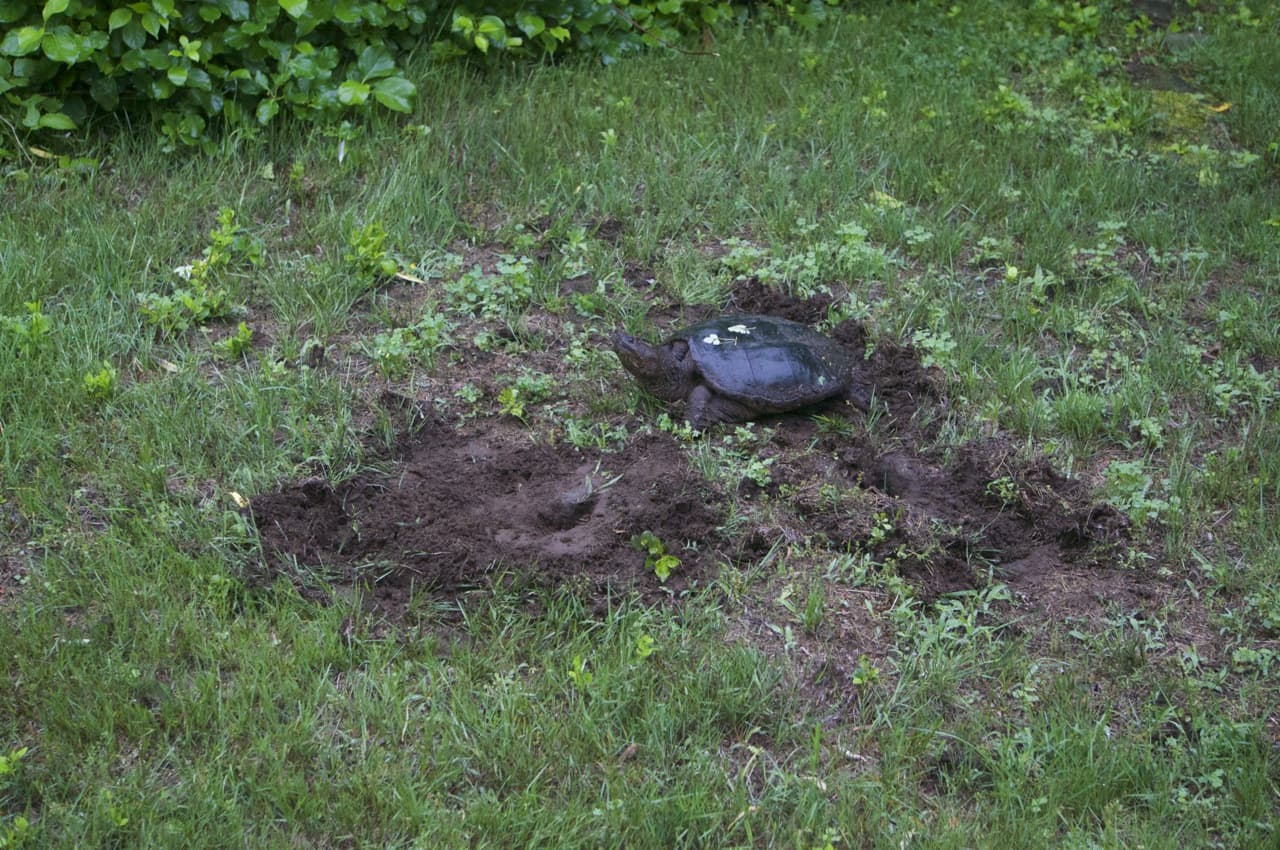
[477, 15, 505, 36]
[119, 47, 146, 70]
[653, 554, 679, 581]
[141, 47, 169, 68]
[89, 75, 119, 109]
[473, 33, 489, 53]
[147, 76, 173, 98]
[41, 28, 81, 63]
[356, 44, 395, 80]
[42, 0, 69, 20]
[0, 1, 26, 24]
[515, 11, 544, 37]
[548, 26, 570, 41]
[333, 0, 360, 23]
[278, 0, 307, 18]
[37, 111, 76, 129]
[1, 26, 44, 56]
[337, 79, 369, 105]
[451, 13, 472, 34]
[108, 8, 133, 29]
[373, 76, 414, 112]
[167, 64, 187, 85]
[255, 97, 279, 124]
[121, 21, 146, 49]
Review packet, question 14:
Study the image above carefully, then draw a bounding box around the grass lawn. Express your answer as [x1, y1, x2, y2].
[2, 0, 1278, 846]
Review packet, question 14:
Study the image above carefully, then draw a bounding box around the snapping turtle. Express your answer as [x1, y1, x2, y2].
[613, 314, 870, 428]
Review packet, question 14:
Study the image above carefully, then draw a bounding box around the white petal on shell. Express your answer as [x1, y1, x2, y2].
[727, 324, 751, 335]
[702, 333, 722, 345]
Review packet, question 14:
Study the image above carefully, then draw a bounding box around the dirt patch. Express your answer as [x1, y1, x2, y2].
[0, 552, 27, 605]
[839, 440, 1127, 599]
[0, 502, 32, 606]
[249, 323, 1134, 614]
[248, 277, 1195, 687]
[728, 278, 835, 325]
[249, 423, 722, 612]
[714, 411, 1181, 711]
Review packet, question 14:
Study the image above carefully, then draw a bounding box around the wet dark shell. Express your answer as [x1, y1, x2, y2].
[675, 315, 853, 408]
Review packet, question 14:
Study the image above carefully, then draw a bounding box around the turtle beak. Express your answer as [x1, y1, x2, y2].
[612, 332, 642, 358]
[612, 332, 656, 375]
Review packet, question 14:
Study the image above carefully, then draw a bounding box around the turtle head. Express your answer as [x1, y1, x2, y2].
[612, 331, 694, 403]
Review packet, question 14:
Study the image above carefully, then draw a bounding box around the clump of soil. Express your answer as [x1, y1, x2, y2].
[729, 278, 834, 325]
[821, 439, 1129, 601]
[249, 424, 722, 604]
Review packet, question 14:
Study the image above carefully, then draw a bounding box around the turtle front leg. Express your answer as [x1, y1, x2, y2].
[686, 385, 758, 429]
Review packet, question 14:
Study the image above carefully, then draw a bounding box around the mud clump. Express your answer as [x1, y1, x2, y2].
[754, 426, 1131, 604]
[730, 278, 833, 325]
[249, 424, 721, 601]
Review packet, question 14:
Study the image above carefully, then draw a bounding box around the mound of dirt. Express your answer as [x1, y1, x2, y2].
[249, 424, 722, 601]
[846, 442, 1128, 599]
[731, 417, 1132, 608]
[248, 278, 1155, 633]
[729, 278, 835, 325]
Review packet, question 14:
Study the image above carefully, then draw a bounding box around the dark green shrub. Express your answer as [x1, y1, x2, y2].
[0, 0, 432, 150]
[0, 0, 845, 151]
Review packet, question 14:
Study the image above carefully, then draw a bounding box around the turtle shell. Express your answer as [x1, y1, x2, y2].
[676, 315, 854, 409]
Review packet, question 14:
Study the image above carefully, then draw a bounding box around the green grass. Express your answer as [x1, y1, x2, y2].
[3, 0, 1280, 846]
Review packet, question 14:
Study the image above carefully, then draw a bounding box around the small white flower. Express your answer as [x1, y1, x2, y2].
[702, 333, 722, 345]
[173, 264, 194, 280]
[727, 323, 752, 335]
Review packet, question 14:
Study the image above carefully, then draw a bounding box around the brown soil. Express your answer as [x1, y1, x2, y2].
[0, 553, 26, 604]
[0, 504, 30, 604]
[248, 275, 1183, 661]
[249, 426, 723, 608]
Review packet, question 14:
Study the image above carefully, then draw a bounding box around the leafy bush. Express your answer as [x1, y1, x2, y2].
[0, 0, 844, 151]
[438, 0, 734, 63]
[1, 0, 430, 151]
